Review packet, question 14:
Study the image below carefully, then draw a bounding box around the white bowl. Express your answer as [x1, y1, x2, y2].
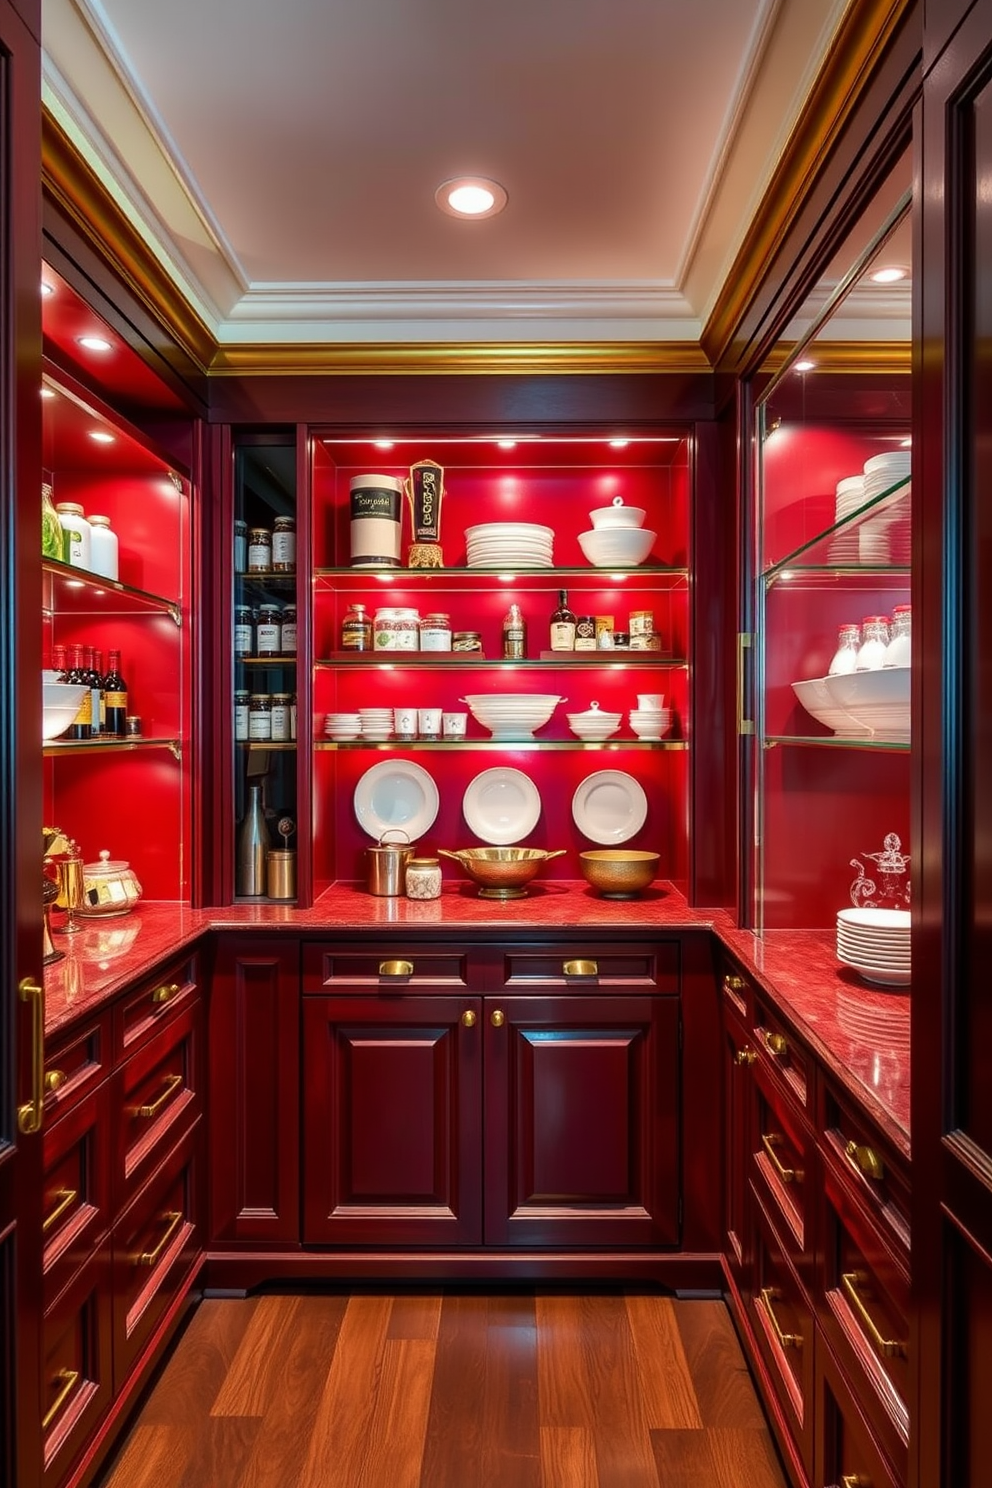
[577, 527, 656, 567]
[462, 693, 563, 736]
[42, 682, 88, 740]
[588, 499, 647, 530]
[791, 677, 871, 738]
[823, 667, 910, 741]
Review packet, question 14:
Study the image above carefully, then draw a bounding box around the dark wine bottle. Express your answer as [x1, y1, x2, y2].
[65, 644, 92, 740]
[549, 588, 576, 651]
[84, 646, 103, 738]
[103, 649, 128, 738]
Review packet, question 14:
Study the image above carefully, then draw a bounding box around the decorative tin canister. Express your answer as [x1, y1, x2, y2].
[349, 474, 404, 568]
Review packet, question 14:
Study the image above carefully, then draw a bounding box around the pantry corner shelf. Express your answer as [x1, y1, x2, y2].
[44, 736, 183, 759]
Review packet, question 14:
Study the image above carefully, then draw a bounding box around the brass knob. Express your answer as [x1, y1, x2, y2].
[44, 1069, 67, 1094]
[490, 1009, 505, 1028]
[764, 1030, 788, 1057]
[461, 1010, 476, 1028]
[844, 1139, 884, 1181]
[151, 981, 181, 1005]
[723, 974, 746, 994]
[563, 959, 598, 977]
[735, 1047, 756, 1066]
[379, 960, 413, 978]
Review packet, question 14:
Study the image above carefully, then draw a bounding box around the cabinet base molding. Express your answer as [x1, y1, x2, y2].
[201, 1249, 725, 1292]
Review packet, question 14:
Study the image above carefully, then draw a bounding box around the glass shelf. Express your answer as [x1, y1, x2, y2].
[42, 559, 182, 624]
[314, 565, 688, 589]
[236, 571, 298, 589]
[314, 738, 687, 752]
[237, 742, 298, 752]
[763, 734, 910, 752]
[44, 737, 181, 758]
[762, 475, 911, 587]
[315, 654, 687, 670]
[236, 656, 298, 666]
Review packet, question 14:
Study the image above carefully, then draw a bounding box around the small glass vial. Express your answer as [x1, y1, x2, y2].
[88, 515, 119, 580]
[280, 604, 297, 655]
[270, 693, 292, 741]
[272, 515, 296, 572]
[234, 604, 255, 657]
[405, 856, 442, 900]
[248, 692, 272, 740]
[342, 601, 372, 650]
[855, 615, 891, 671]
[574, 615, 597, 651]
[234, 519, 248, 574]
[55, 502, 92, 569]
[828, 623, 861, 676]
[256, 604, 282, 657]
[247, 526, 272, 572]
[234, 689, 250, 741]
[883, 604, 911, 667]
[421, 612, 453, 652]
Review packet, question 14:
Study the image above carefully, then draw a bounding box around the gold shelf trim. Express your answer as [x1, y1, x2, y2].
[760, 340, 911, 374]
[207, 341, 712, 377]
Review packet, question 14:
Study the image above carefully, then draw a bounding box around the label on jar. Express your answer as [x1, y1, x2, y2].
[234, 695, 250, 741]
[256, 621, 280, 655]
[272, 525, 296, 570]
[280, 620, 297, 654]
[420, 621, 452, 651]
[234, 620, 254, 656]
[249, 711, 272, 740]
[248, 531, 272, 571]
[270, 698, 291, 740]
[575, 616, 596, 650]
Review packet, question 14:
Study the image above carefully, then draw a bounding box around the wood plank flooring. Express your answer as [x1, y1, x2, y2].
[96, 1291, 787, 1488]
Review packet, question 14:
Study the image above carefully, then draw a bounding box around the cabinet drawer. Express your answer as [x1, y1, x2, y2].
[42, 1081, 112, 1308]
[751, 1060, 811, 1264]
[749, 1194, 814, 1479]
[43, 1010, 112, 1127]
[719, 957, 751, 1021]
[41, 1245, 113, 1488]
[822, 1084, 911, 1259]
[114, 953, 199, 1060]
[817, 1343, 902, 1488]
[754, 997, 808, 1106]
[496, 940, 679, 992]
[112, 1122, 200, 1392]
[114, 999, 201, 1214]
[303, 942, 474, 993]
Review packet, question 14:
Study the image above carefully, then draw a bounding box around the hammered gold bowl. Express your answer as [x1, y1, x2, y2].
[579, 849, 660, 898]
[438, 846, 565, 899]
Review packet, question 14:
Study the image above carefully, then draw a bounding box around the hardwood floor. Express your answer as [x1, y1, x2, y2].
[96, 1291, 787, 1488]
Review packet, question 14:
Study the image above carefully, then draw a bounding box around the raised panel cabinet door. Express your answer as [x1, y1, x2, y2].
[302, 995, 483, 1246]
[483, 995, 680, 1248]
[208, 938, 300, 1244]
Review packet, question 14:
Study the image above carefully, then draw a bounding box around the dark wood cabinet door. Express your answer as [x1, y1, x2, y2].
[302, 995, 483, 1246]
[483, 994, 680, 1248]
[208, 938, 300, 1244]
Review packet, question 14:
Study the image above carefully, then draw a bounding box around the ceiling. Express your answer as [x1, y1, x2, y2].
[42, 0, 856, 349]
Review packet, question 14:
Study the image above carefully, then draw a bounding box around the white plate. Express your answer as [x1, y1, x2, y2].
[837, 955, 912, 988]
[571, 770, 648, 845]
[462, 767, 542, 845]
[353, 760, 440, 843]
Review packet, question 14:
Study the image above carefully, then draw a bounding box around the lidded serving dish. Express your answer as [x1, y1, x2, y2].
[79, 849, 143, 916]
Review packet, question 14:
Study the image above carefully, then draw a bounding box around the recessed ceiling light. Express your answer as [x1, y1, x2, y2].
[497, 440, 517, 450]
[609, 439, 630, 449]
[40, 387, 55, 399]
[41, 281, 54, 297]
[870, 265, 910, 284]
[794, 359, 815, 373]
[89, 430, 115, 444]
[435, 177, 508, 219]
[374, 440, 395, 450]
[78, 335, 113, 353]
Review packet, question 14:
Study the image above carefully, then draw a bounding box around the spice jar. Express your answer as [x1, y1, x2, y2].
[270, 693, 292, 741]
[248, 693, 272, 740]
[256, 604, 281, 657]
[373, 607, 420, 651]
[234, 604, 254, 657]
[234, 689, 250, 741]
[342, 601, 372, 651]
[452, 630, 483, 653]
[280, 605, 297, 654]
[272, 515, 296, 572]
[420, 612, 453, 652]
[405, 856, 442, 901]
[234, 519, 248, 574]
[247, 526, 272, 572]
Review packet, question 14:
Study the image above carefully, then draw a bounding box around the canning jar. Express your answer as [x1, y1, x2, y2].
[883, 604, 911, 667]
[419, 612, 452, 651]
[452, 630, 482, 653]
[270, 693, 292, 741]
[405, 856, 442, 900]
[248, 693, 272, 740]
[342, 602, 372, 650]
[828, 623, 861, 675]
[234, 690, 250, 741]
[272, 515, 296, 572]
[256, 604, 281, 657]
[280, 605, 297, 654]
[247, 527, 272, 572]
[373, 607, 420, 651]
[855, 616, 891, 671]
[234, 604, 254, 657]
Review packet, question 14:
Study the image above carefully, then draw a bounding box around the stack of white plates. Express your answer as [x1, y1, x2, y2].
[859, 451, 911, 563]
[828, 475, 865, 561]
[566, 702, 622, 741]
[324, 710, 361, 741]
[836, 907, 911, 987]
[462, 692, 562, 739]
[863, 449, 911, 498]
[358, 707, 394, 740]
[465, 522, 554, 568]
[629, 706, 672, 740]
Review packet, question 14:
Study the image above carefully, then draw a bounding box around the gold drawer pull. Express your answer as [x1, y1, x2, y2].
[840, 1271, 906, 1358]
[563, 959, 598, 977]
[380, 960, 413, 977]
[761, 1132, 802, 1184]
[151, 981, 181, 1005]
[723, 974, 746, 994]
[42, 1368, 80, 1432]
[764, 1030, 788, 1057]
[844, 1139, 885, 1182]
[490, 1009, 505, 1028]
[136, 1072, 183, 1119]
[840, 1476, 870, 1488]
[735, 1047, 757, 1066]
[758, 1287, 801, 1350]
[44, 1069, 67, 1095]
[137, 1210, 183, 1267]
[461, 1010, 476, 1028]
[42, 1187, 79, 1235]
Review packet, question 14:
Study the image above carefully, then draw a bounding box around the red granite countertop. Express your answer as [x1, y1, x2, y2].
[43, 884, 910, 1153]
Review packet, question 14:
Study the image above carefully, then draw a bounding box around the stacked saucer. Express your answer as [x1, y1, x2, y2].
[629, 705, 672, 740]
[836, 907, 910, 987]
[358, 707, 393, 740]
[465, 522, 554, 568]
[324, 711, 361, 741]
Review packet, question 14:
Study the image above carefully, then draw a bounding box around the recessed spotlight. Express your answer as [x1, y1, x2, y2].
[78, 335, 113, 353]
[89, 430, 115, 444]
[900, 437, 912, 447]
[497, 440, 517, 450]
[41, 281, 54, 297]
[40, 387, 55, 399]
[374, 440, 395, 450]
[869, 265, 910, 284]
[435, 177, 508, 219]
[609, 439, 630, 449]
[794, 359, 815, 373]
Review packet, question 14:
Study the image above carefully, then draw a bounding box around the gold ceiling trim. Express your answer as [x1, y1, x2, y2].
[762, 339, 911, 373]
[702, 0, 915, 370]
[207, 341, 713, 377]
[42, 111, 216, 373]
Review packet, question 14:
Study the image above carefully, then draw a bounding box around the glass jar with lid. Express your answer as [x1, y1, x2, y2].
[249, 693, 272, 740]
[405, 856, 442, 900]
[247, 526, 272, 572]
[256, 604, 282, 657]
[270, 693, 292, 741]
[419, 612, 452, 651]
[234, 689, 250, 741]
[234, 604, 254, 657]
[883, 604, 911, 667]
[828, 623, 861, 676]
[342, 601, 372, 650]
[855, 615, 891, 671]
[272, 515, 296, 572]
[374, 607, 420, 651]
[280, 604, 297, 654]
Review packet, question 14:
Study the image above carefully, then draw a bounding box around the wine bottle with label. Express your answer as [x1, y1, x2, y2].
[549, 588, 576, 651]
[85, 647, 103, 738]
[65, 644, 92, 740]
[103, 650, 128, 738]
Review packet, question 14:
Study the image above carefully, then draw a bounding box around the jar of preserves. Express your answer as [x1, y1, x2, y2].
[280, 604, 297, 654]
[405, 856, 442, 901]
[272, 515, 296, 572]
[234, 689, 250, 741]
[256, 604, 281, 657]
[452, 630, 483, 653]
[248, 693, 272, 740]
[270, 693, 292, 741]
[247, 526, 272, 572]
[342, 601, 372, 650]
[374, 607, 420, 651]
[234, 604, 254, 657]
[420, 612, 453, 651]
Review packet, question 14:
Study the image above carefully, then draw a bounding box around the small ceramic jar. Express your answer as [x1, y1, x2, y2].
[405, 856, 442, 900]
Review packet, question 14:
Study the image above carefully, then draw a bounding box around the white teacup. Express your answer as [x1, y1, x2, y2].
[393, 705, 417, 739]
[442, 710, 468, 739]
[418, 706, 442, 739]
[636, 692, 665, 710]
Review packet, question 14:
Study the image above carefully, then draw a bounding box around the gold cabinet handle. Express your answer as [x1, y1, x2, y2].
[840, 1476, 870, 1488]
[840, 1271, 906, 1358]
[42, 1188, 79, 1236]
[44, 1069, 67, 1095]
[379, 960, 413, 977]
[758, 1287, 801, 1349]
[764, 1030, 788, 1057]
[151, 980, 181, 1005]
[735, 1047, 757, 1066]
[490, 1009, 505, 1028]
[136, 1073, 183, 1119]
[723, 974, 746, 994]
[761, 1132, 802, 1184]
[563, 959, 598, 977]
[844, 1139, 885, 1182]
[137, 1210, 183, 1267]
[17, 978, 45, 1135]
[42, 1368, 80, 1432]
[461, 1010, 477, 1028]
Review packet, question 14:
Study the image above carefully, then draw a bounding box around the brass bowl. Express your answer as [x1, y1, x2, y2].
[438, 846, 565, 899]
[579, 849, 659, 898]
